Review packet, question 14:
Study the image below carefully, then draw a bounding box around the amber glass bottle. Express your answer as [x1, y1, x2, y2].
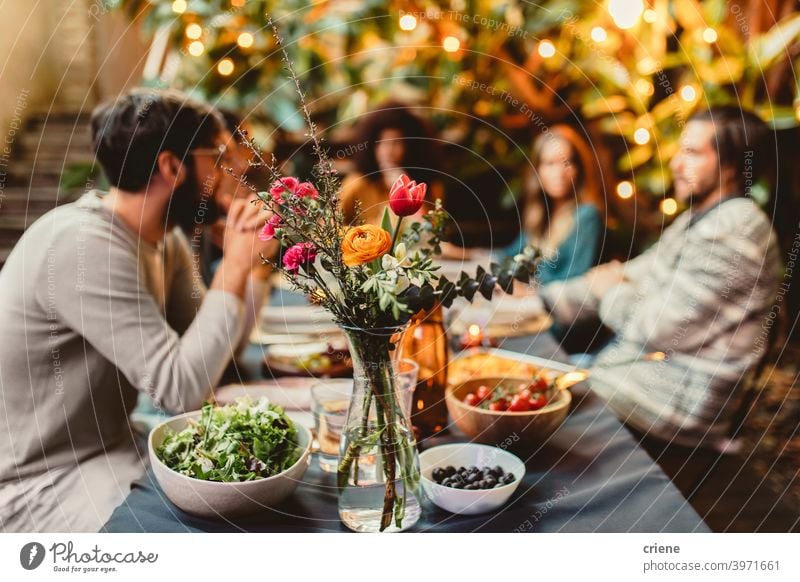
[396, 303, 449, 438]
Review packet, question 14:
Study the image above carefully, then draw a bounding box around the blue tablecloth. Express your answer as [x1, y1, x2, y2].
[103, 329, 709, 533]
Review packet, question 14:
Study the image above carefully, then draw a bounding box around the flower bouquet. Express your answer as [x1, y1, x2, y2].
[234, 19, 540, 532]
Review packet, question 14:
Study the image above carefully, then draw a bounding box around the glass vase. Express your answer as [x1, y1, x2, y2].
[337, 326, 422, 533]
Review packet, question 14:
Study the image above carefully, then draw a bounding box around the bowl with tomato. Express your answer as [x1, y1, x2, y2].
[445, 376, 572, 447]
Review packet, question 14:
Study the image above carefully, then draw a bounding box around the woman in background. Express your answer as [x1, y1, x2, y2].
[340, 101, 443, 225]
[504, 124, 604, 284]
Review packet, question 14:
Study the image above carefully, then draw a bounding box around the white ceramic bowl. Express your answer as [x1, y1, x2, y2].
[149, 410, 312, 519]
[419, 443, 525, 515]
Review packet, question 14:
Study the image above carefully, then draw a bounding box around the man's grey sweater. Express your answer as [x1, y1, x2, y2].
[0, 192, 245, 483]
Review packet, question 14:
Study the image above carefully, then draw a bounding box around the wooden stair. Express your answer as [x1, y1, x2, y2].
[0, 112, 95, 266]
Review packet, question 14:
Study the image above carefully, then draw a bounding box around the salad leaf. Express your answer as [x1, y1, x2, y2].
[157, 397, 302, 482]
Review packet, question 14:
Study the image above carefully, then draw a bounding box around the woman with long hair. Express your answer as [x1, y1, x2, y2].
[340, 101, 443, 225]
[505, 124, 604, 284]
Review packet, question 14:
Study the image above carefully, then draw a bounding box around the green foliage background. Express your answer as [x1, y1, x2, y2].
[114, 0, 800, 209]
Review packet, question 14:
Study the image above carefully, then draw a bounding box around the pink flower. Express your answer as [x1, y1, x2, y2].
[388, 174, 427, 217]
[282, 242, 317, 273]
[269, 177, 299, 202]
[295, 181, 320, 199]
[258, 214, 282, 241]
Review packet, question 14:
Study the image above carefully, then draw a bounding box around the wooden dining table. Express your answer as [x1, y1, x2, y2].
[102, 294, 710, 532]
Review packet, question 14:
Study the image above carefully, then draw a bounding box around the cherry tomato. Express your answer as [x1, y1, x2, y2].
[475, 385, 492, 402]
[517, 388, 532, 400]
[508, 395, 531, 412]
[529, 394, 548, 410]
[489, 399, 508, 412]
[530, 377, 548, 392]
[464, 393, 480, 407]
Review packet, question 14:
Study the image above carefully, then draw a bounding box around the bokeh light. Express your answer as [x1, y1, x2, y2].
[633, 127, 651, 145]
[399, 14, 418, 31]
[617, 181, 634, 199]
[538, 40, 556, 58]
[609, 0, 644, 30]
[217, 58, 234, 76]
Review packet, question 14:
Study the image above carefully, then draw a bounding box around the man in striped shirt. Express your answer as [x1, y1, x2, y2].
[540, 107, 782, 448]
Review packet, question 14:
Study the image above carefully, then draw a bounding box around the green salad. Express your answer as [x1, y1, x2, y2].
[157, 397, 302, 482]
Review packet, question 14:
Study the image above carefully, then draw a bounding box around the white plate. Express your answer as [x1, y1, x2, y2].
[257, 305, 341, 340]
[214, 378, 315, 411]
[450, 347, 576, 374]
[261, 305, 333, 325]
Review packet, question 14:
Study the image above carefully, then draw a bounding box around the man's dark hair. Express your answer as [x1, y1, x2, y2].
[90, 89, 224, 191]
[690, 106, 774, 195]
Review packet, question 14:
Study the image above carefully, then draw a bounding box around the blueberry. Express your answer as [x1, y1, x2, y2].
[467, 473, 480, 484]
[432, 468, 445, 482]
[468, 465, 479, 474]
[452, 481, 464, 489]
[464, 484, 477, 490]
[502, 473, 516, 485]
[458, 466, 466, 474]
[485, 477, 497, 488]
[441, 478, 451, 487]
[444, 465, 456, 477]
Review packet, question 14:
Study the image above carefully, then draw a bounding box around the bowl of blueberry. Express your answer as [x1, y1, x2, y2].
[419, 443, 525, 515]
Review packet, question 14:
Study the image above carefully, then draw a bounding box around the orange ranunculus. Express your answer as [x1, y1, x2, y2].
[341, 225, 392, 267]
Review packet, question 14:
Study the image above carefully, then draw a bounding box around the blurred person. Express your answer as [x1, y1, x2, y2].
[340, 101, 444, 225]
[131, 109, 273, 430]
[0, 89, 276, 532]
[200, 109, 259, 280]
[503, 124, 604, 285]
[538, 106, 781, 448]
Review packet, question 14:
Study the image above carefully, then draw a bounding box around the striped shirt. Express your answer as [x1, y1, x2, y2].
[540, 196, 781, 447]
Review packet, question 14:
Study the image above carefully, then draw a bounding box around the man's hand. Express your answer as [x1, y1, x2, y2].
[211, 196, 277, 299]
[586, 260, 626, 300]
[223, 197, 278, 268]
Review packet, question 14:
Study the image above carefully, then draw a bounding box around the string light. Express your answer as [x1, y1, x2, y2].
[237, 32, 254, 48]
[661, 198, 678, 215]
[643, 8, 657, 23]
[443, 36, 460, 52]
[217, 58, 234, 76]
[171, 0, 187, 14]
[230, 0, 245, 6]
[590, 26, 608, 43]
[185, 23, 203, 40]
[633, 127, 651, 145]
[635, 78, 654, 96]
[702, 27, 718, 43]
[538, 40, 556, 58]
[399, 14, 417, 31]
[188, 41, 204, 57]
[616, 181, 634, 199]
[679, 85, 697, 102]
[609, 0, 644, 30]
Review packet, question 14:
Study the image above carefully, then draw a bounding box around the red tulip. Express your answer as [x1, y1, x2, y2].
[388, 174, 427, 217]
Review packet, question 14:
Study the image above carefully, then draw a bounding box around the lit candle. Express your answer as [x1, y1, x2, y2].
[460, 324, 494, 349]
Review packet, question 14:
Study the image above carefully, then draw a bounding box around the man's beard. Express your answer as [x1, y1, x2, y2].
[675, 174, 718, 207]
[165, 162, 220, 235]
